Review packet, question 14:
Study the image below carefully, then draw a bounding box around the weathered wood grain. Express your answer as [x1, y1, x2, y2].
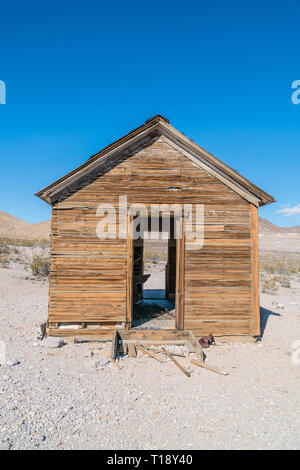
[47, 138, 258, 338]
[251, 204, 260, 336]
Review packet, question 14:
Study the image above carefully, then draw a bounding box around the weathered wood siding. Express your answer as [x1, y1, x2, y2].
[49, 137, 256, 336]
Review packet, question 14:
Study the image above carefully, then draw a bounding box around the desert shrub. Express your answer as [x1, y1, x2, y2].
[261, 277, 279, 294]
[260, 253, 300, 277]
[29, 253, 50, 278]
[143, 243, 168, 263]
[0, 236, 50, 248]
[279, 278, 291, 288]
[0, 241, 10, 255]
[0, 253, 10, 268]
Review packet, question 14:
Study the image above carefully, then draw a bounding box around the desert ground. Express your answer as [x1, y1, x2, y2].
[0, 233, 299, 450]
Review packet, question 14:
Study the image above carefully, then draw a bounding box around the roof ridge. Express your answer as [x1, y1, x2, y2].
[35, 116, 275, 207]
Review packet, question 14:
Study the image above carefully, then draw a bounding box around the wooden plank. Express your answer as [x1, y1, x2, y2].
[213, 335, 256, 343]
[189, 330, 203, 363]
[128, 344, 137, 357]
[135, 345, 164, 362]
[251, 204, 260, 336]
[185, 322, 252, 337]
[161, 347, 191, 377]
[126, 214, 133, 327]
[123, 339, 186, 345]
[47, 138, 257, 337]
[110, 330, 119, 362]
[176, 216, 184, 330]
[147, 347, 185, 358]
[73, 338, 106, 344]
[119, 329, 189, 341]
[190, 358, 229, 376]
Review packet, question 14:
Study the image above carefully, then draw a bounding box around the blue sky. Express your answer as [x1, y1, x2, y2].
[0, 0, 299, 225]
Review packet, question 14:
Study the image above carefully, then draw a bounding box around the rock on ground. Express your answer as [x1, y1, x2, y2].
[39, 337, 65, 349]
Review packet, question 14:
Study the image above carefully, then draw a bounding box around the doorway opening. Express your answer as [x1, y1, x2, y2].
[131, 216, 177, 330]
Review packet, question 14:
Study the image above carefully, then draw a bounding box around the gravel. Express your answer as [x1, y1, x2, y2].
[0, 258, 299, 450]
[39, 337, 65, 349]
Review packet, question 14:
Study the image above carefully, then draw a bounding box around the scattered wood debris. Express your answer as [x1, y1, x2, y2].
[161, 347, 191, 377]
[73, 330, 229, 379]
[190, 358, 229, 376]
[189, 330, 204, 363]
[148, 346, 185, 358]
[73, 338, 106, 344]
[112, 361, 121, 371]
[123, 339, 186, 345]
[110, 330, 120, 362]
[128, 344, 137, 358]
[135, 345, 164, 363]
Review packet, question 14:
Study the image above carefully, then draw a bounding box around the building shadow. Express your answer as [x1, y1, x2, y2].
[259, 306, 281, 339]
[143, 289, 166, 299]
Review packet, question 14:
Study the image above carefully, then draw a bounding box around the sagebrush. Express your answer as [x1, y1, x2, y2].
[29, 253, 50, 278]
[0, 253, 10, 268]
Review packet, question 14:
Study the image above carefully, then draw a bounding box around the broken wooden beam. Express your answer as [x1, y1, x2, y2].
[110, 330, 119, 362]
[148, 346, 185, 358]
[123, 339, 186, 345]
[112, 361, 121, 371]
[128, 344, 137, 358]
[189, 330, 204, 363]
[161, 347, 191, 377]
[73, 338, 107, 344]
[190, 359, 229, 376]
[135, 345, 164, 363]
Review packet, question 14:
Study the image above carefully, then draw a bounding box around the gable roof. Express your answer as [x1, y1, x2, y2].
[35, 115, 275, 206]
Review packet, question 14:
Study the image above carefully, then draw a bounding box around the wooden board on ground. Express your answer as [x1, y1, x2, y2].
[190, 358, 229, 376]
[110, 330, 119, 362]
[188, 330, 203, 363]
[123, 339, 186, 345]
[135, 345, 164, 363]
[73, 337, 108, 344]
[128, 344, 137, 358]
[148, 346, 185, 358]
[161, 347, 191, 377]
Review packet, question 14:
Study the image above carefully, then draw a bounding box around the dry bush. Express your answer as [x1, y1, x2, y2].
[0, 237, 50, 270]
[261, 277, 279, 294]
[0, 242, 11, 268]
[143, 241, 168, 263]
[29, 253, 50, 278]
[260, 252, 300, 293]
[260, 253, 300, 277]
[0, 236, 49, 249]
[0, 241, 10, 255]
[0, 253, 10, 268]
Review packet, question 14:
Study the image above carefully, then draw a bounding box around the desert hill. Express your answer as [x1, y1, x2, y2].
[259, 217, 300, 234]
[259, 217, 300, 252]
[0, 210, 299, 247]
[0, 210, 51, 240]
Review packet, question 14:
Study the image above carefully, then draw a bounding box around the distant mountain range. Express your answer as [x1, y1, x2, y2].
[259, 217, 300, 234]
[0, 210, 299, 241]
[0, 210, 51, 240]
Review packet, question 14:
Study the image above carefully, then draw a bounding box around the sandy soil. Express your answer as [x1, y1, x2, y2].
[0, 259, 299, 450]
[259, 233, 300, 252]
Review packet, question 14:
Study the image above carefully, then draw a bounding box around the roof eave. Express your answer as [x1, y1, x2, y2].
[35, 115, 275, 207]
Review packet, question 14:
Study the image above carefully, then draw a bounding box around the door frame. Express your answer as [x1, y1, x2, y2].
[126, 214, 184, 330]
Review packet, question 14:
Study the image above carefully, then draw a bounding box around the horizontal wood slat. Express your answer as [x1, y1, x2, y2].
[48, 138, 255, 336]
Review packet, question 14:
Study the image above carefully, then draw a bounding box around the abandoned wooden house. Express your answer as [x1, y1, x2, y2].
[36, 115, 274, 342]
